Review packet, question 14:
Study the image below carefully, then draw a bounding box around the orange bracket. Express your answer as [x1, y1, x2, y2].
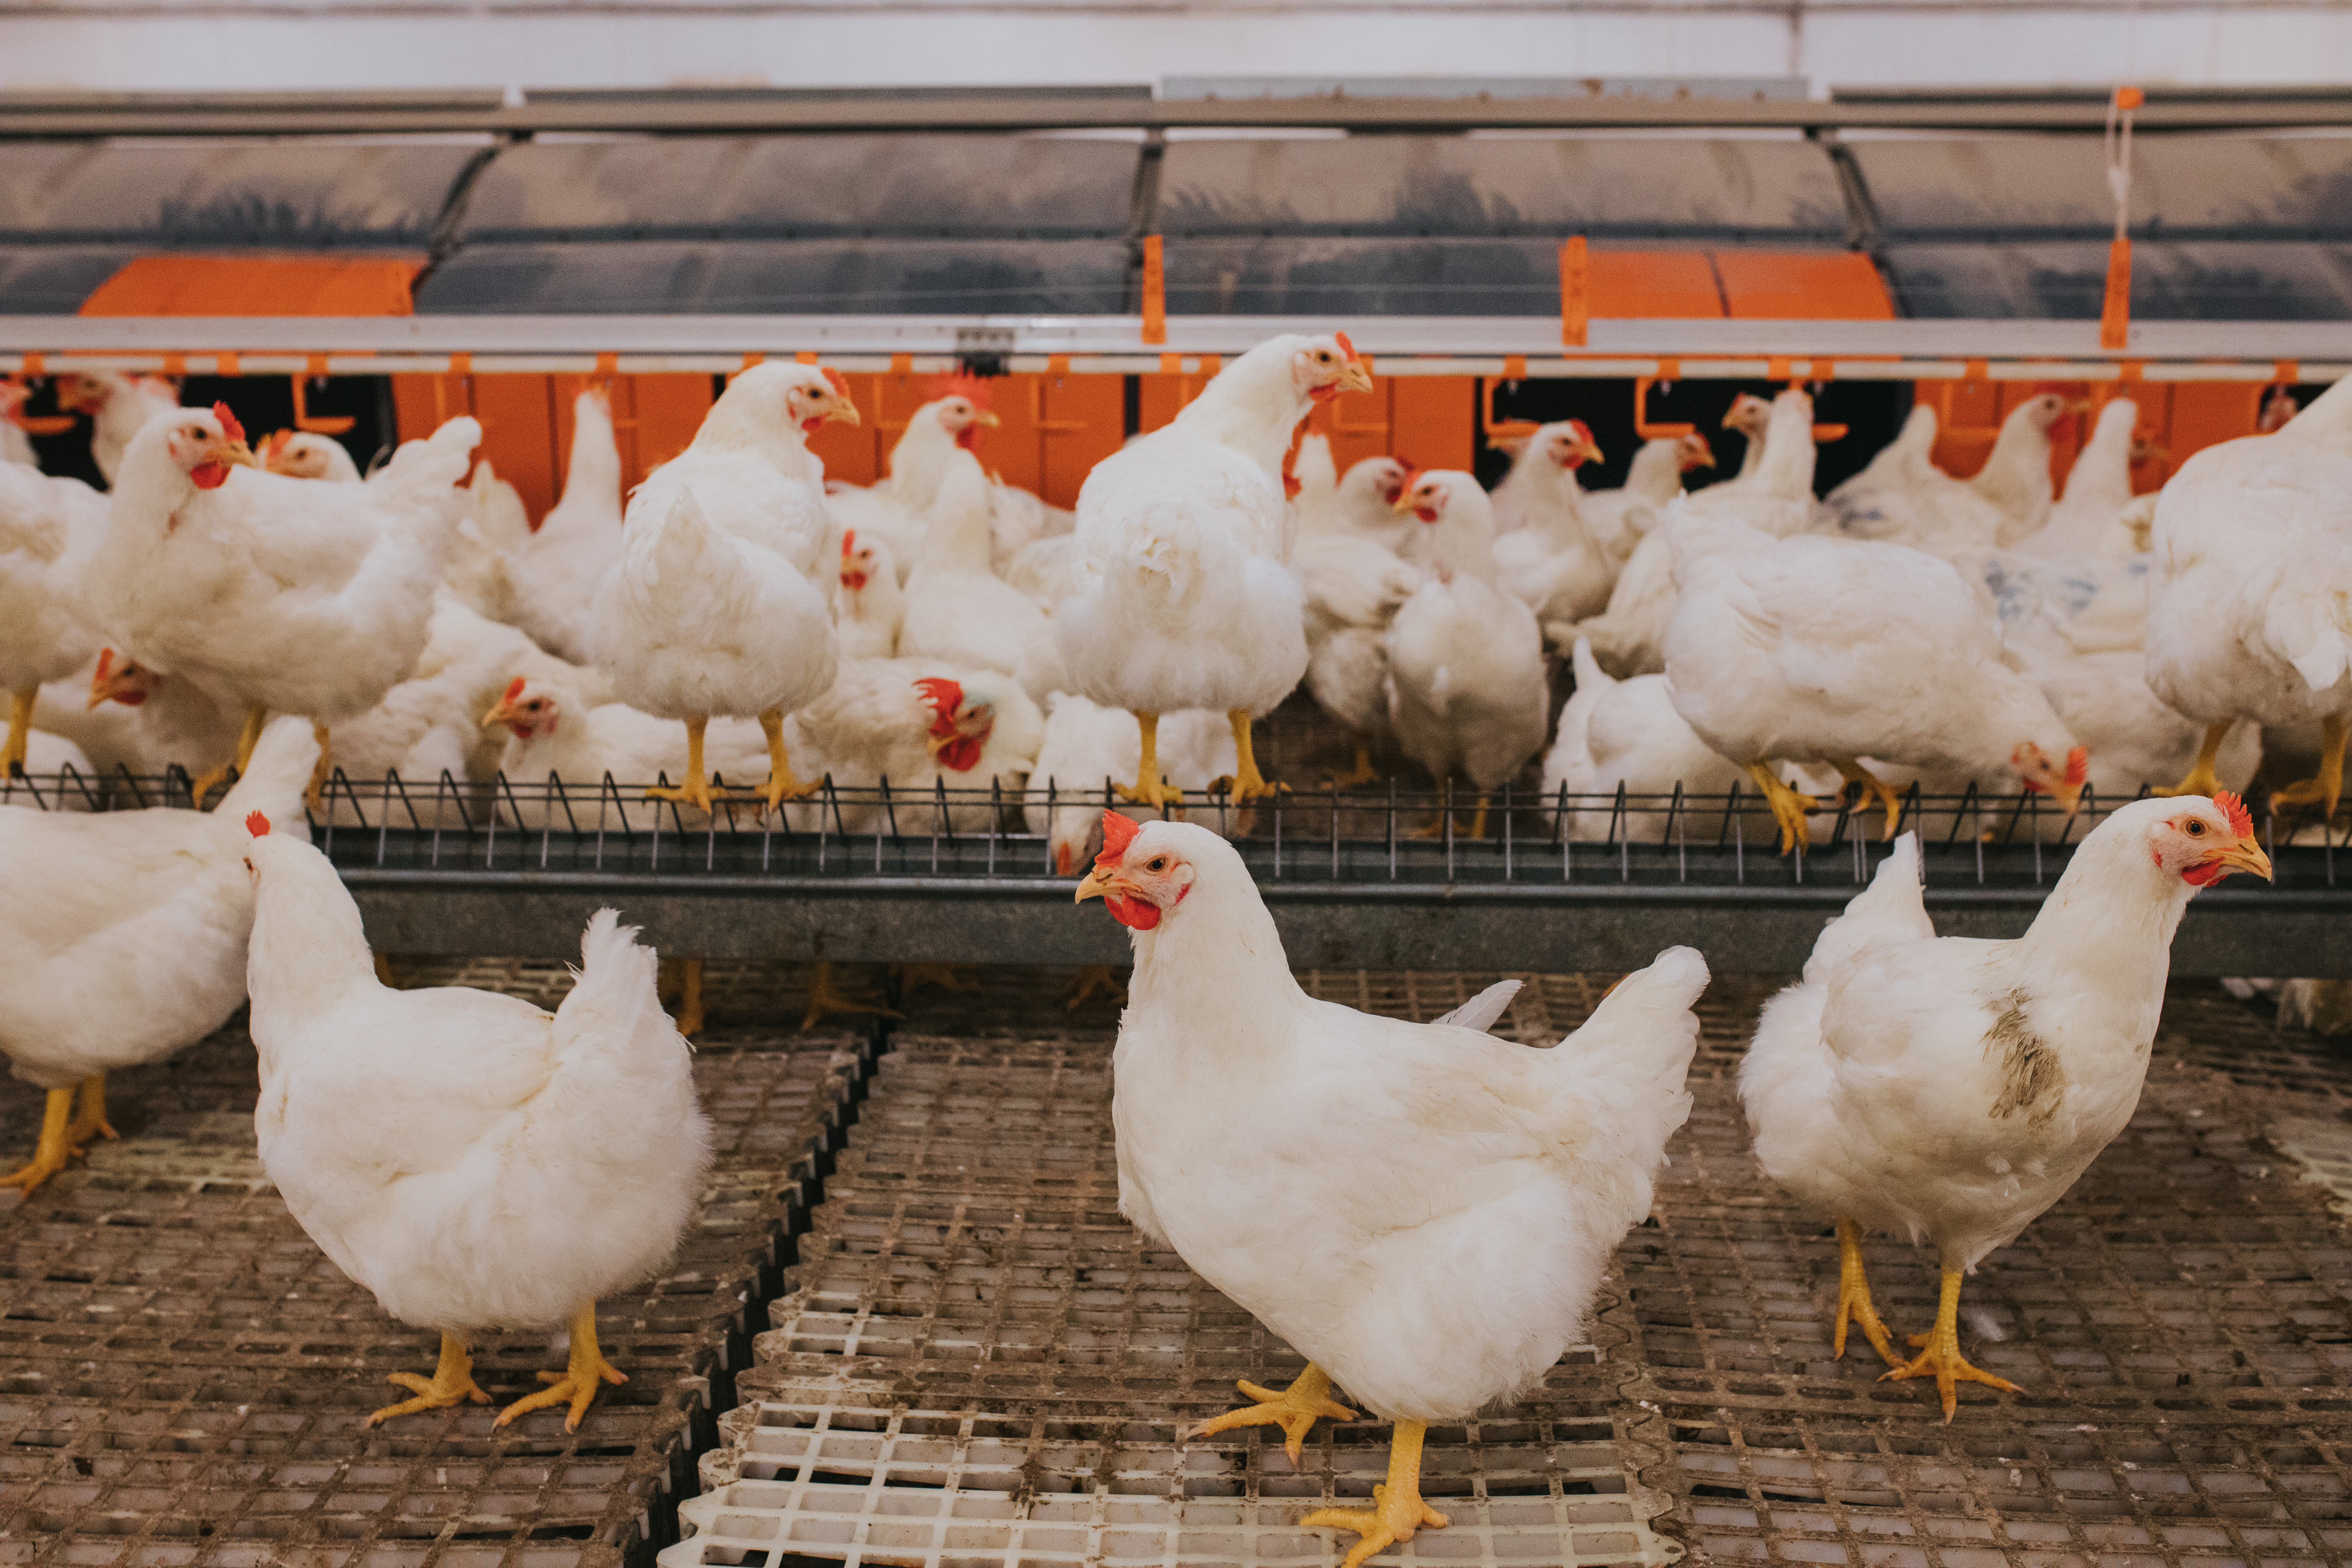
[216, 351, 241, 377]
[1480, 376, 1540, 448]
[1029, 377, 1087, 434]
[290, 375, 355, 436]
[449, 352, 474, 377]
[1141, 235, 1167, 347]
[1560, 236, 1588, 348]
[2100, 237, 2133, 352]
[2276, 358, 2302, 385]
[1503, 354, 1528, 381]
[21, 353, 43, 378]
[794, 351, 819, 365]
[162, 352, 188, 378]
[1634, 376, 1695, 440]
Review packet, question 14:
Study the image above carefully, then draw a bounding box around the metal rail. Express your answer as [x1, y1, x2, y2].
[9, 766, 2345, 976]
[4, 314, 2340, 381]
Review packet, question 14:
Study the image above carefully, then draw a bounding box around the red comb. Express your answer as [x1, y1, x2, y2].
[244, 811, 270, 838]
[820, 366, 851, 400]
[912, 677, 964, 736]
[1096, 808, 1141, 868]
[212, 402, 245, 444]
[94, 648, 113, 682]
[1335, 330, 1360, 364]
[503, 676, 526, 702]
[841, 528, 856, 556]
[927, 372, 995, 408]
[2065, 746, 2088, 788]
[2214, 790, 2254, 839]
[1568, 419, 1597, 443]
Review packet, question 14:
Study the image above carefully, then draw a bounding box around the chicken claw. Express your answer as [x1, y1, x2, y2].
[1745, 762, 1818, 855]
[63, 1074, 116, 1151]
[892, 962, 977, 997]
[1879, 1268, 2021, 1421]
[753, 708, 822, 810]
[1326, 738, 1380, 790]
[368, 1332, 491, 1426]
[1831, 759, 1906, 842]
[1065, 964, 1127, 1011]
[496, 1301, 626, 1433]
[1113, 712, 1184, 810]
[1189, 1363, 1357, 1463]
[2151, 719, 2236, 803]
[645, 717, 718, 814]
[1832, 1217, 1903, 1367]
[0, 1086, 80, 1196]
[799, 959, 901, 1032]
[1299, 1418, 1450, 1568]
[2265, 715, 2346, 820]
[1216, 707, 1287, 804]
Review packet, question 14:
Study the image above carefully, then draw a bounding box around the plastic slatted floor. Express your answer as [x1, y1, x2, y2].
[0, 961, 867, 1568]
[666, 973, 2352, 1568]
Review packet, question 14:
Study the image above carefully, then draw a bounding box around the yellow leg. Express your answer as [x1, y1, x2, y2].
[374, 952, 396, 987]
[4, 686, 32, 776]
[1467, 794, 1491, 840]
[1746, 762, 1818, 855]
[1881, 1267, 2022, 1421]
[368, 1331, 491, 1426]
[303, 721, 332, 811]
[1328, 737, 1380, 790]
[1217, 707, 1285, 803]
[496, 1301, 627, 1432]
[1299, 1418, 1450, 1568]
[1190, 1362, 1358, 1464]
[1833, 1217, 1902, 1367]
[1830, 758, 1906, 842]
[2153, 719, 2235, 800]
[62, 1075, 116, 1150]
[892, 962, 977, 997]
[1065, 964, 1127, 1011]
[645, 716, 714, 814]
[1114, 712, 1182, 810]
[754, 707, 819, 810]
[192, 704, 268, 809]
[0, 1087, 78, 1194]
[2271, 714, 2347, 819]
[671, 957, 704, 1038]
[799, 959, 901, 1032]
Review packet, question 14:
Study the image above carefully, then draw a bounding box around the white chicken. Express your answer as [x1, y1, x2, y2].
[2143, 376, 2352, 817]
[1544, 636, 1748, 842]
[1577, 432, 1715, 565]
[1722, 392, 1774, 480]
[1385, 470, 1548, 836]
[1489, 422, 1617, 626]
[241, 817, 712, 1431]
[259, 429, 364, 483]
[58, 373, 182, 487]
[1663, 521, 2087, 853]
[1489, 419, 1603, 536]
[0, 458, 108, 775]
[1741, 797, 2270, 1417]
[1823, 394, 2078, 556]
[2010, 398, 2154, 558]
[1291, 442, 1421, 786]
[822, 382, 999, 581]
[444, 460, 532, 629]
[787, 658, 1044, 834]
[84, 403, 481, 806]
[589, 363, 858, 813]
[898, 451, 1056, 689]
[1023, 693, 1236, 875]
[0, 715, 316, 1191]
[501, 387, 626, 664]
[1079, 812, 1708, 1568]
[835, 529, 905, 660]
[482, 674, 772, 829]
[1056, 332, 1363, 805]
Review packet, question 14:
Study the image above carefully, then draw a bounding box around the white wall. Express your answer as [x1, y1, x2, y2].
[2, 1, 2347, 97]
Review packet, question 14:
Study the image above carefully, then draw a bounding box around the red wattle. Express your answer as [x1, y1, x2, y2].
[190, 461, 229, 490]
[2182, 861, 2227, 887]
[1105, 894, 1162, 930]
[842, 572, 868, 591]
[936, 735, 983, 772]
[1309, 385, 1339, 404]
[801, 418, 824, 434]
[955, 428, 979, 450]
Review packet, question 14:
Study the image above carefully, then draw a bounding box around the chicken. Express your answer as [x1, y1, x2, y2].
[84, 647, 243, 786]
[1385, 471, 1548, 836]
[1057, 334, 1362, 806]
[897, 451, 1057, 690]
[1740, 797, 2270, 1417]
[84, 403, 479, 807]
[1291, 444, 1421, 786]
[241, 816, 712, 1431]
[1723, 392, 1774, 479]
[835, 529, 905, 660]
[1574, 389, 1822, 676]
[1824, 394, 2078, 556]
[444, 460, 532, 628]
[1664, 521, 2087, 853]
[589, 363, 858, 814]
[1023, 693, 1236, 874]
[502, 387, 626, 664]
[1544, 636, 1748, 842]
[1078, 811, 1708, 1568]
[1490, 423, 1617, 626]
[823, 382, 1000, 581]
[1577, 432, 1715, 565]
[483, 674, 772, 828]
[1001, 531, 1077, 609]
[57, 373, 182, 487]
[259, 429, 364, 483]
[2012, 398, 2160, 558]
[0, 715, 316, 1192]
[2143, 376, 2352, 817]
[0, 458, 108, 775]
[2, 379, 40, 469]
[787, 658, 1044, 834]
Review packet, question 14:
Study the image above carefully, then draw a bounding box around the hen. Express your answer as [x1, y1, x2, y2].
[1490, 422, 1617, 626]
[1741, 797, 2269, 1417]
[1824, 395, 2077, 556]
[835, 529, 905, 660]
[1385, 470, 1548, 836]
[2011, 398, 2156, 558]
[1577, 432, 1715, 565]
[589, 363, 858, 813]
[1057, 333, 1365, 805]
[502, 387, 626, 664]
[898, 451, 1056, 690]
[242, 817, 711, 1430]
[259, 429, 364, 483]
[58, 373, 182, 487]
[1544, 636, 1751, 843]
[85, 403, 480, 806]
[1290, 442, 1421, 786]
[787, 658, 1044, 833]
[1023, 693, 1235, 874]
[1080, 812, 1708, 1568]
[0, 716, 315, 1191]
[484, 674, 771, 829]
[2143, 376, 2352, 817]
[0, 458, 108, 775]
[823, 382, 999, 581]
[1663, 521, 2087, 853]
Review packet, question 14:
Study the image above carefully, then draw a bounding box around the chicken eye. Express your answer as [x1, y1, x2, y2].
[2186, 820, 2206, 836]
[1146, 856, 1168, 872]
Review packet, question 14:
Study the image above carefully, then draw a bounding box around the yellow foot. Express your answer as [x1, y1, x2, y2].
[2270, 716, 2345, 818]
[62, 1076, 116, 1151]
[2153, 719, 2236, 800]
[1216, 707, 1287, 804]
[303, 721, 332, 812]
[891, 962, 977, 997]
[369, 1332, 491, 1426]
[1833, 1217, 1902, 1367]
[798, 960, 902, 1032]
[1832, 758, 1906, 842]
[496, 1302, 625, 1433]
[0, 1086, 79, 1195]
[188, 762, 232, 810]
[1299, 1419, 1449, 1568]
[1113, 775, 1183, 810]
[1327, 740, 1381, 790]
[662, 957, 704, 1038]
[1746, 762, 1818, 855]
[753, 708, 822, 812]
[1066, 964, 1128, 1011]
[649, 717, 716, 814]
[1879, 1268, 2021, 1421]
[1189, 1365, 1357, 1464]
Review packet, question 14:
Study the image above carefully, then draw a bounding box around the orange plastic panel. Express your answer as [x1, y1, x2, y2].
[630, 373, 716, 483]
[80, 254, 424, 317]
[1713, 251, 1894, 321]
[1137, 373, 1194, 434]
[1039, 371, 1123, 509]
[469, 374, 560, 522]
[1391, 376, 1475, 474]
[979, 373, 1044, 498]
[1586, 250, 1723, 319]
[391, 374, 465, 444]
[2168, 382, 2265, 474]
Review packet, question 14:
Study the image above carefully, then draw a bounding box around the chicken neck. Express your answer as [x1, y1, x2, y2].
[246, 838, 383, 1047]
[1169, 343, 1315, 479]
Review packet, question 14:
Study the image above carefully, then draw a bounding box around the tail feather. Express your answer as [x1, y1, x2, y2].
[1802, 832, 1934, 986]
[1432, 979, 1522, 1033]
[1553, 946, 1709, 1172]
[2262, 574, 2352, 693]
[1570, 635, 1609, 694]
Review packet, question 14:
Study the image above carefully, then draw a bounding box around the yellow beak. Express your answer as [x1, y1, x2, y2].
[829, 396, 862, 427]
[1581, 439, 1608, 465]
[975, 410, 1001, 427]
[480, 696, 519, 729]
[2209, 838, 2275, 882]
[1074, 865, 1120, 902]
[1337, 359, 1375, 395]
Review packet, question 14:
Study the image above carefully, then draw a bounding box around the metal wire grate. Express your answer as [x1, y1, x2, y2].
[0, 980, 870, 1567]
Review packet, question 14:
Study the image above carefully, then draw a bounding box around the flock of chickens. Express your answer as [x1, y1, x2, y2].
[0, 332, 2339, 1559]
